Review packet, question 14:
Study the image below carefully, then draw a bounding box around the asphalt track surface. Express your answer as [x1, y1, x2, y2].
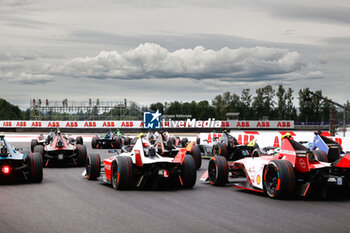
[1, 140, 350, 233]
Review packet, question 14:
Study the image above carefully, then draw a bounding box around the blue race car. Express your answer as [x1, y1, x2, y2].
[0, 134, 43, 183]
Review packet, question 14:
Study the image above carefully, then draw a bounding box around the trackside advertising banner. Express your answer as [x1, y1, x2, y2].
[0, 120, 294, 129]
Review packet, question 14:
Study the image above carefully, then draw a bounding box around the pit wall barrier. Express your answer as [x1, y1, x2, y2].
[0, 120, 294, 129]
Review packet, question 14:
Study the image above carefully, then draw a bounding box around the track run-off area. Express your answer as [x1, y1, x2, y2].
[1, 133, 350, 233]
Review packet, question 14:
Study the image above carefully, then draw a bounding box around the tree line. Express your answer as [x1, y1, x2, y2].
[149, 86, 350, 122]
[1, 85, 349, 122]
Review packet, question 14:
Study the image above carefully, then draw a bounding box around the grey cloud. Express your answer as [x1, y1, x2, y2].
[0, 0, 33, 7]
[325, 37, 350, 47]
[270, 3, 350, 25]
[0, 72, 53, 84]
[55, 43, 309, 82]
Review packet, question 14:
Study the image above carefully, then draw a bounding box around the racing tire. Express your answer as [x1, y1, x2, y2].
[76, 145, 87, 166]
[181, 138, 188, 148]
[190, 145, 202, 169]
[251, 148, 262, 157]
[112, 156, 134, 190]
[208, 156, 228, 186]
[30, 139, 38, 152]
[86, 153, 101, 180]
[34, 145, 44, 157]
[212, 143, 227, 157]
[180, 154, 197, 188]
[76, 136, 83, 145]
[114, 137, 122, 148]
[196, 136, 200, 145]
[91, 136, 98, 149]
[263, 160, 296, 199]
[168, 137, 176, 149]
[312, 150, 328, 162]
[28, 152, 43, 183]
[124, 137, 131, 146]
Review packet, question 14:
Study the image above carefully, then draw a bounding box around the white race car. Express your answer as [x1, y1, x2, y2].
[84, 135, 197, 190]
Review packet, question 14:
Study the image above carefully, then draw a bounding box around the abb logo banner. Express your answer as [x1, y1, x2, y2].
[228, 121, 294, 129]
[0, 121, 143, 128]
[0, 120, 294, 129]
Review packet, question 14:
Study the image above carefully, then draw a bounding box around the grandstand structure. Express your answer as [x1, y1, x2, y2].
[29, 98, 142, 120]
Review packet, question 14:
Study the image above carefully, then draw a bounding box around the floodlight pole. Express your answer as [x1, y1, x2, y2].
[307, 90, 349, 137]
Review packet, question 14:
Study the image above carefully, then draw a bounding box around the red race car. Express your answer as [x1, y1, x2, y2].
[201, 134, 350, 199]
[33, 130, 87, 167]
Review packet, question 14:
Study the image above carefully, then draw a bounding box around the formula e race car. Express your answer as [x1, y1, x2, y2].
[31, 130, 83, 152]
[199, 130, 258, 160]
[83, 135, 197, 190]
[201, 134, 350, 199]
[32, 130, 87, 167]
[91, 129, 129, 149]
[132, 132, 202, 169]
[0, 134, 42, 183]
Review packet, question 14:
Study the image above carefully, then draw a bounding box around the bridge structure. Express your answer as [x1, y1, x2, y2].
[29, 98, 142, 120]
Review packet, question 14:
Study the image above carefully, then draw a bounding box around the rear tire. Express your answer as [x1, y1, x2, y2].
[263, 160, 296, 199]
[91, 136, 98, 148]
[76, 136, 83, 145]
[76, 145, 87, 166]
[34, 145, 44, 157]
[114, 136, 122, 148]
[124, 137, 131, 146]
[180, 154, 196, 188]
[31, 139, 38, 152]
[112, 156, 134, 190]
[312, 150, 328, 162]
[212, 142, 227, 157]
[251, 148, 262, 157]
[190, 145, 202, 169]
[181, 138, 188, 147]
[208, 156, 228, 186]
[28, 152, 43, 183]
[86, 153, 101, 180]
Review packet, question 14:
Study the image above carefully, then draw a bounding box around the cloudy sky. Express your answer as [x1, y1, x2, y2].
[1, 0, 350, 109]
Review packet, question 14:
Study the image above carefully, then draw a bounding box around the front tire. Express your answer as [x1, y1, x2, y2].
[263, 160, 296, 199]
[112, 156, 134, 190]
[208, 156, 228, 186]
[86, 153, 101, 180]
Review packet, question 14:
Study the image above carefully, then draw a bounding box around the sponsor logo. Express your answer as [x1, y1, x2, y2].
[164, 118, 221, 128]
[280, 149, 296, 155]
[299, 158, 306, 168]
[143, 110, 162, 129]
[256, 175, 261, 185]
